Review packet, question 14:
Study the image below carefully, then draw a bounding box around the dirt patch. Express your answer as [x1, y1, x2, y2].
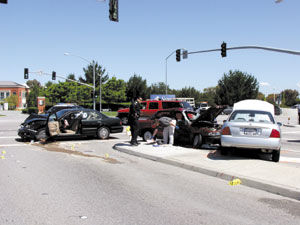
[33, 142, 122, 164]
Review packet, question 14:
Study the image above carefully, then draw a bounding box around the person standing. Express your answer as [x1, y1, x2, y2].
[162, 117, 176, 145]
[128, 97, 142, 146]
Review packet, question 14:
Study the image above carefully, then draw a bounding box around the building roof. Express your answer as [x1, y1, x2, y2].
[0, 81, 28, 88]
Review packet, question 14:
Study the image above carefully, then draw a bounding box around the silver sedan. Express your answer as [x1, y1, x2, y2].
[220, 109, 281, 162]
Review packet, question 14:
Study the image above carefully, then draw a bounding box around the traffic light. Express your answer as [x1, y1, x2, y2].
[109, 0, 119, 22]
[24, 68, 29, 79]
[221, 42, 227, 57]
[52, 71, 56, 80]
[176, 49, 181, 62]
[0, 0, 8, 4]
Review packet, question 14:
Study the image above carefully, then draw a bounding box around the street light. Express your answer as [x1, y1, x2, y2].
[64, 52, 96, 110]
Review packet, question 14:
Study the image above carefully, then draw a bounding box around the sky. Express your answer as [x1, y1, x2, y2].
[1, 0, 300, 96]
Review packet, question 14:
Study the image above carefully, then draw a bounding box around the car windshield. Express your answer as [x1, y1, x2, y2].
[181, 101, 192, 109]
[229, 110, 275, 124]
[200, 103, 208, 107]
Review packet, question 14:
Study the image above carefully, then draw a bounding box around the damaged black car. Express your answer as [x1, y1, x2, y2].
[18, 108, 123, 141]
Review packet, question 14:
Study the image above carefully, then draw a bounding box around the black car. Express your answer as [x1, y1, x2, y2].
[23, 104, 83, 123]
[18, 108, 123, 141]
[138, 106, 225, 148]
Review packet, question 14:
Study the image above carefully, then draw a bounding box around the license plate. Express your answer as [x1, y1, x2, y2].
[244, 128, 257, 135]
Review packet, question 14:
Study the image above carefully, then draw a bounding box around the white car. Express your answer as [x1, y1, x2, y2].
[220, 100, 281, 162]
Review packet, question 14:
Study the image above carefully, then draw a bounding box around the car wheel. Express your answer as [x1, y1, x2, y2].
[97, 126, 110, 139]
[192, 134, 202, 148]
[272, 149, 280, 162]
[35, 128, 47, 141]
[121, 117, 128, 125]
[143, 130, 153, 141]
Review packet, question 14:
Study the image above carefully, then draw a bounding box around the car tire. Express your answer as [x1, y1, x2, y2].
[143, 130, 153, 141]
[97, 126, 110, 139]
[192, 134, 202, 148]
[272, 149, 280, 162]
[35, 128, 47, 141]
[121, 117, 128, 125]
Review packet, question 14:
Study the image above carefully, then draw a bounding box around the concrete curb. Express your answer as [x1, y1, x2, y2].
[113, 144, 300, 201]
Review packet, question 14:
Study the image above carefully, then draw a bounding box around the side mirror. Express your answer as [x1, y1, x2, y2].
[277, 122, 282, 126]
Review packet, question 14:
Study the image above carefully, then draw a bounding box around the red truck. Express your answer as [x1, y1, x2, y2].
[117, 99, 193, 125]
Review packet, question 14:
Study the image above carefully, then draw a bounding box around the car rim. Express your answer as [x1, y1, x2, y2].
[193, 134, 202, 148]
[144, 131, 152, 141]
[99, 127, 109, 139]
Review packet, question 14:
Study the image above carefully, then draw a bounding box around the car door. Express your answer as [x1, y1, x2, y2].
[81, 110, 103, 135]
[47, 113, 60, 136]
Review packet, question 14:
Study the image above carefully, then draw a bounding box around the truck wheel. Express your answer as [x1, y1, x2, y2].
[121, 117, 128, 125]
[97, 126, 110, 139]
[272, 149, 280, 162]
[143, 130, 153, 141]
[192, 134, 202, 148]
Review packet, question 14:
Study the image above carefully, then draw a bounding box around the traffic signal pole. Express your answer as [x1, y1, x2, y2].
[24, 70, 94, 88]
[187, 45, 300, 57]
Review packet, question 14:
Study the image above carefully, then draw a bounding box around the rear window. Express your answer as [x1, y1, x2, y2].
[162, 102, 181, 109]
[229, 110, 275, 124]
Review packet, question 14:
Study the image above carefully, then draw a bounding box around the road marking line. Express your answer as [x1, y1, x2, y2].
[280, 156, 300, 163]
[0, 136, 19, 139]
[282, 131, 300, 134]
[0, 144, 27, 147]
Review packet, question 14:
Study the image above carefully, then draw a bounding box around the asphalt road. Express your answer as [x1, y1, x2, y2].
[1, 111, 300, 224]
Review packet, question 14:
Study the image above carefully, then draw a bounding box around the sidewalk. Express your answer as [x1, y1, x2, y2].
[114, 142, 300, 201]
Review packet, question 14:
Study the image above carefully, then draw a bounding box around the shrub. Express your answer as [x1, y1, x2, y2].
[27, 107, 38, 114]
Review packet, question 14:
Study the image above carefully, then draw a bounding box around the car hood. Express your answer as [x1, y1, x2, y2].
[22, 115, 47, 125]
[191, 106, 224, 124]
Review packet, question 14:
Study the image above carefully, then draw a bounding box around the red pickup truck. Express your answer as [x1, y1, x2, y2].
[117, 99, 193, 124]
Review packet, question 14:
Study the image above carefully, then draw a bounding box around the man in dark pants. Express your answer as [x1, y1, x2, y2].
[128, 97, 142, 146]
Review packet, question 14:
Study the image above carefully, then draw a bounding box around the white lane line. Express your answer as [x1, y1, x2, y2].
[280, 156, 300, 163]
[0, 136, 19, 139]
[0, 144, 27, 147]
[282, 131, 300, 134]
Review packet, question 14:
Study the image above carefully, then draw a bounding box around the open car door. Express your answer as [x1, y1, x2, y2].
[47, 113, 61, 136]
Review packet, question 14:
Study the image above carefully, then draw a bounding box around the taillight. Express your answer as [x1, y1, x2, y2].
[270, 129, 280, 138]
[120, 121, 122, 125]
[221, 126, 231, 135]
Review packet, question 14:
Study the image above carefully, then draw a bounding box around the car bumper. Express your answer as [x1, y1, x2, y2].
[221, 135, 281, 150]
[18, 127, 38, 139]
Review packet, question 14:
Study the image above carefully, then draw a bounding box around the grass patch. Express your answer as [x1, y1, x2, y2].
[102, 111, 117, 117]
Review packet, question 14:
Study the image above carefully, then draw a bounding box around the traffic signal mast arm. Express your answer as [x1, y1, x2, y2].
[188, 45, 300, 56]
[24, 70, 94, 88]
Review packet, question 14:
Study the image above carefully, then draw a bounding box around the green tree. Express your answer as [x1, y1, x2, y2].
[281, 89, 299, 107]
[67, 73, 76, 81]
[199, 87, 217, 106]
[101, 77, 126, 103]
[4, 95, 18, 110]
[256, 92, 265, 101]
[177, 86, 202, 103]
[215, 70, 259, 105]
[126, 74, 148, 100]
[79, 61, 109, 87]
[148, 82, 169, 96]
[26, 80, 42, 107]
